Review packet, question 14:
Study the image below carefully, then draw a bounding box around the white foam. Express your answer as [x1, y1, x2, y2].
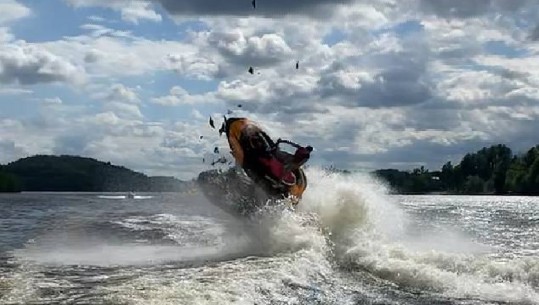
[296, 167, 539, 304]
[97, 195, 126, 199]
[15, 244, 238, 266]
[112, 214, 225, 246]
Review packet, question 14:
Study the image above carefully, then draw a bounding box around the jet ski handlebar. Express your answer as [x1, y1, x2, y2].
[274, 138, 313, 152]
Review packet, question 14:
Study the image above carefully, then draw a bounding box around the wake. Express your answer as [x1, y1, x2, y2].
[285, 168, 539, 304]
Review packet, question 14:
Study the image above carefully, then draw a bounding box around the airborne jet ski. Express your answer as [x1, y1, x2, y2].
[223, 117, 312, 205]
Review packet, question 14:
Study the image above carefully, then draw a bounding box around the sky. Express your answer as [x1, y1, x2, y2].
[1, 0, 539, 180]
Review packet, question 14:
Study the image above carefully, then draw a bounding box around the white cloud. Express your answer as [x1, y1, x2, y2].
[92, 111, 120, 126]
[0, 27, 14, 42]
[0, 138, 26, 164]
[0, 0, 30, 24]
[87, 84, 144, 120]
[165, 53, 220, 80]
[66, 0, 162, 24]
[43, 97, 63, 105]
[121, 1, 162, 24]
[105, 84, 140, 104]
[151, 86, 219, 106]
[0, 43, 86, 85]
[2, 0, 539, 178]
[0, 87, 32, 95]
[104, 102, 143, 119]
[206, 31, 293, 65]
[41, 31, 199, 78]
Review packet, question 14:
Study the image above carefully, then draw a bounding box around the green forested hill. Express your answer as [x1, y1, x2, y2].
[2, 144, 538, 194]
[1, 155, 187, 192]
[0, 168, 20, 192]
[373, 144, 539, 195]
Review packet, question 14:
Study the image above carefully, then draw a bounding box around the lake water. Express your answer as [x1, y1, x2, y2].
[0, 169, 537, 304]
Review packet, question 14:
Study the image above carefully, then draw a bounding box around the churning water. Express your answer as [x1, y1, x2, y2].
[0, 168, 537, 304]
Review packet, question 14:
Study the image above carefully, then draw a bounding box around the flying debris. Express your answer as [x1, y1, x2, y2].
[209, 116, 215, 129]
[252, 0, 256, 9]
[248, 66, 254, 74]
[214, 147, 220, 154]
[296, 61, 299, 69]
[211, 156, 228, 166]
[219, 122, 226, 136]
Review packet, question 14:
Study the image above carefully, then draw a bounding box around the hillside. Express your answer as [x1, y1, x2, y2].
[0, 169, 20, 192]
[373, 144, 539, 195]
[1, 155, 188, 192]
[3, 143, 538, 194]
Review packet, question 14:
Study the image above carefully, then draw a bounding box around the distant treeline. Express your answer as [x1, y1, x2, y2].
[373, 144, 539, 195]
[2, 144, 538, 195]
[0, 155, 189, 192]
[0, 170, 20, 192]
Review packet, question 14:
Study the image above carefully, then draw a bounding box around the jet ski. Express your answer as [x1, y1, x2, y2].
[223, 117, 311, 205]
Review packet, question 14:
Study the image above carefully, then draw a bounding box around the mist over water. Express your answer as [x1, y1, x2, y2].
[0, 169, 538, 304]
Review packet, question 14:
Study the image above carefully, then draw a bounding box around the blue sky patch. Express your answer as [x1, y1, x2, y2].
[373, 20, 424, 37]
[323, 28, 347, 46]
[11, 0, 111, 42]
[484, 41, 528, 58]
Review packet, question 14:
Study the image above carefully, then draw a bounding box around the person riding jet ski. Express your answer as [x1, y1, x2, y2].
[240, 125, 312, 187]
[224, 118, 312, 200]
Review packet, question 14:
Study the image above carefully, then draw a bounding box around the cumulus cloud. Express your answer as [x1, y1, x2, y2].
[0, 118, 55, 160]
[104, 103, 143, 119]
[0, 27, 14, 42]
[49, 112, 215, 179]
[41, 27, 199, 78]
[121, 2, 162, 24]
[318, 62, 432, 108]
[216, 73, 323, 115]
[2, 0, 539, 178]
[151, 86, 219, 106]
[65, 0, 162, 24]
[105, 84, 140, 104]
[165, 53, 221, 80]
[206, 31, 293, 66]
[0, 43, 85, 85]
[0, 139, 26, 164]
[313, 31, 433, 108]
[0, 0, 30, 24]
[90, 84, 143, 119]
